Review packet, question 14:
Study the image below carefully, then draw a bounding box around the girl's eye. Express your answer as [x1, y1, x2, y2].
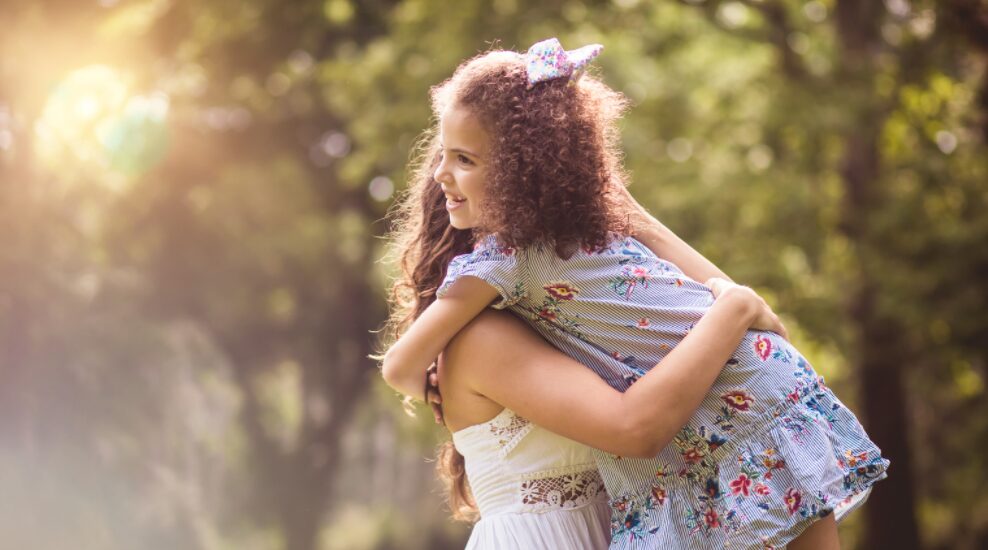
[457, 154, 473, 165]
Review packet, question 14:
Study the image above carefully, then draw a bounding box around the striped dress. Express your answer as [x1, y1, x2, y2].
[437, 234, 889, 550]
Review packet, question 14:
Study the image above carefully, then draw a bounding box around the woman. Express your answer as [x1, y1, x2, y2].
[386, 184, 806, 548]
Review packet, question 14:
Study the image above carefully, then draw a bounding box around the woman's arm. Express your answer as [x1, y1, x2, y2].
[445, 286, 764, 458]
[381, 276, 499, 400]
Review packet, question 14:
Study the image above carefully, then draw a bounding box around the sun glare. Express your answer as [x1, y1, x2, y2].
[34, 64, 170, 190]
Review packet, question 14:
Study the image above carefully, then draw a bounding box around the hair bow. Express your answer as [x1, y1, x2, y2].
[524, 38, 603, 88]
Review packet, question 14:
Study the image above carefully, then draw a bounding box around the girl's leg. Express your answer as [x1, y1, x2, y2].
[787, 513, 840, 550]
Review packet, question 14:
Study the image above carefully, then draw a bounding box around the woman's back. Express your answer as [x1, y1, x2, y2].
[452, 408, 611, 549]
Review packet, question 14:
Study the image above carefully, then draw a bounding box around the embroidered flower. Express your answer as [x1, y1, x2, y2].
[706, 432, 728, 451]
[622, 511, 641, 530]
[520, 471, 602, 512]
[703, 478, 723, 500]
[562, 474, 584, 493]
[612, 497, 629, 512]
[730, 473, 752, 496]
[761, 450, 787, 479]
[787, 388, 801, 404]
[543, 489, 563, 507]
[796, 356, 813, 377]
[704, 508, 720, 528]
[685, 508, 704, 534]
[843, 450, 869, 467]
[784, 488, 802, 515]
[609, 265, 652, 299]
[754, 483, 772, 496]
[544, 280, 580, 300]
[771, 345, 793, 363]
[520, 483, 538, 502]
[650, 484, 667, 505]
[721, 390, 755, 411]
[683, 448, 706, 464]
[754, 334, 773, 361]
[675, 278, 684, 287]
[637, 317, 650, 328]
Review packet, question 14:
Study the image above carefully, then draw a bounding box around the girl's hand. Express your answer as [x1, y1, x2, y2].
[426, 362, 444, 425]
[705, 277, 790, 341]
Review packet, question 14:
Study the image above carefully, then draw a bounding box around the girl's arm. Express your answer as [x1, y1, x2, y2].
[444, 285, 765, 458]
[616, 184, 731, 283]
[633, 211, 731, 283]
[381, 276, 499, 400]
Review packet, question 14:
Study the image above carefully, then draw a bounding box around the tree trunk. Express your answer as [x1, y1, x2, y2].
[853, 279, 920, 549]
[210, 220, 377, 550]
[835, 1, 920, 547]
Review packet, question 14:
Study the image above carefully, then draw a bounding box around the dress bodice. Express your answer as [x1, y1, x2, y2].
[452, 408, 607, 519]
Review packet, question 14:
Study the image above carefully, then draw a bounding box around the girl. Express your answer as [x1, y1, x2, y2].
[382, 39, 888, 549]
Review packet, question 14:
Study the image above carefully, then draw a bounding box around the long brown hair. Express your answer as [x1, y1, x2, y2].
[381, 47, 635, 521]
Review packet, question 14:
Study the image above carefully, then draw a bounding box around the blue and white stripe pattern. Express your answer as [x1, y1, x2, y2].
[438, 234, 889, 549]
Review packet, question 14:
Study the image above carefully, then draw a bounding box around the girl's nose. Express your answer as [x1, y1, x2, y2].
[433, 158, 450, 185]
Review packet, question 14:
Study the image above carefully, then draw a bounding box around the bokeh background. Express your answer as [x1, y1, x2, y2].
[2, 0, 986, 549]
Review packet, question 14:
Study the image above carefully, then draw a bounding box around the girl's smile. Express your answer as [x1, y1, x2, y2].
[434, 103, 490, 230]
[444, 190, 467, 210]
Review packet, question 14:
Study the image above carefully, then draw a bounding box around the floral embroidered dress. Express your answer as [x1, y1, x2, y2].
[453, 408, 611, 549]
[438, 234, 889, 550]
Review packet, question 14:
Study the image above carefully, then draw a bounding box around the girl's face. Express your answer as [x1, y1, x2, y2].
[434, 103, 490, 230]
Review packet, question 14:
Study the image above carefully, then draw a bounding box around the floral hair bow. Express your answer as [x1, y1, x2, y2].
[524, 37, 603, 88]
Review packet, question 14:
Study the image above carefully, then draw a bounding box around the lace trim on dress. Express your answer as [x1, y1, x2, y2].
[489, 410, 534, 457]
[519, 465, 605, 512]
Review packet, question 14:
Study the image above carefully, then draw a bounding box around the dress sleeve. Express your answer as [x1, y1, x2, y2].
[437, 237, 526, 310]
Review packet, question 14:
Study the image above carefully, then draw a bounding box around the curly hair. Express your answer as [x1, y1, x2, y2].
[381, 47, 636, 521]
[433, 50, 633, 254]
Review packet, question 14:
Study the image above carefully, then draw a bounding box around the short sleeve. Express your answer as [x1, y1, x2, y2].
[437, 236, 526, 310]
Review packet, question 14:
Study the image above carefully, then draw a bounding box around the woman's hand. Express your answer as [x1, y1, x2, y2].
[706, 277, 789, 340]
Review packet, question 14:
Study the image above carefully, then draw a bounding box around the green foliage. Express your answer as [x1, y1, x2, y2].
[1, 0, 985, 549]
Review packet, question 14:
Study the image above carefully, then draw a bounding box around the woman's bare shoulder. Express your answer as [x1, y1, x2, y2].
[438, 310, 538, 431]
[451, 309, 539, 351]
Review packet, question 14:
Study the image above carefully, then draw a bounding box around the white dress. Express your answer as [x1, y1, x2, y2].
[453, 408, 611, 549]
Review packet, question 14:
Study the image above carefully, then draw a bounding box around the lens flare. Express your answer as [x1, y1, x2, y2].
[34, 64, 169, 188]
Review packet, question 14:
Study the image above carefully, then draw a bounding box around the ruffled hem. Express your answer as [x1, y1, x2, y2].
[605, 381, 889, 550]
[466, 500, 612, 550]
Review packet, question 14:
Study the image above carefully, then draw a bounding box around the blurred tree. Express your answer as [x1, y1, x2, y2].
[1, 1, 986, 549]
[652, 1, 988, 547]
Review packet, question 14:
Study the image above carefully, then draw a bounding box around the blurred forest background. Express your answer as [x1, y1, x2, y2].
[1, 0, 986, 549]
